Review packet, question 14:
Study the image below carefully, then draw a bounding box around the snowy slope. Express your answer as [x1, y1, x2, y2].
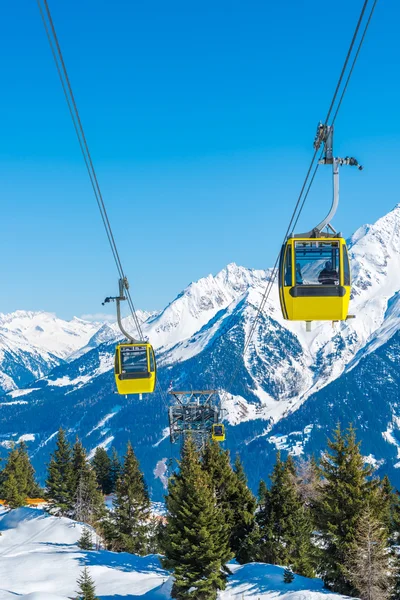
[0, 507, 352, 600]
[0, 311, 102, 392]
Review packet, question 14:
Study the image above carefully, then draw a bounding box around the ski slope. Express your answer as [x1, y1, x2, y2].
[0, 507, 353, 600]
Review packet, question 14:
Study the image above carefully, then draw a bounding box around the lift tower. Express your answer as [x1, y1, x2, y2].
[168, 390, 221, 449]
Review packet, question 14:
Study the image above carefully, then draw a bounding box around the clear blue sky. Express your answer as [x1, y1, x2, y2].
[1, 0, 398, 320]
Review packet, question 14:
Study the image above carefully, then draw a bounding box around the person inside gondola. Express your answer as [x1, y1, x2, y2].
[318, 261, 339, 285]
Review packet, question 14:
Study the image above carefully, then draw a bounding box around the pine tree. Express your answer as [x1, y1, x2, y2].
[258, 479, 268, 503]
[72, 438, 88, 498]
[92, 447, 112, 495]
[316, 424, 378, 595]
[283, 568, 295, 584]
[1, 443, 41, 508]
[78, 527, 93, 550]
[202, 443, 256, 563]
[109, 447, 121, 493]
[163, 436, 233, 599]
[76, 567, 99, 600]
[2, 472, 25, 508]
[74, 460, 105, 526]
[345, 505, 390, 600]
[257, 453, 314, 577]
[373, 475, 400, 543]
[46, 428, 73, 514]
[202, 441, 237, 527]
[230, 455, 257, 564]
[111, 442, 151, 554]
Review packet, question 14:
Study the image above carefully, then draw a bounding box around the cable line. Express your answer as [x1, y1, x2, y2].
[37, 0, 172, 418]
[37, 0, 145, 339]
[222, 0, 378, 404]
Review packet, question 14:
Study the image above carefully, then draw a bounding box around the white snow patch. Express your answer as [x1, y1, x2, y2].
[18, 434, 35, 443]
[153, 427, 171, 447]
[87, 436, 114, 460]
[87, 406, 121, 437]
[364, 454, 384, 468]
[49, 375, 91, 388]
[0, 400, 28, 406]
[7, 388, 39, 398]
[219, 562, 353, 599]
[154, 458, 169, 489]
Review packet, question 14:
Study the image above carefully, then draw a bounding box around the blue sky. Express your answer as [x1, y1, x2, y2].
[1, 0, 398, 320]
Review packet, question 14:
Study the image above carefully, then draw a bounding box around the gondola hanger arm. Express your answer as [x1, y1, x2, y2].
[102, 278, 139, 344]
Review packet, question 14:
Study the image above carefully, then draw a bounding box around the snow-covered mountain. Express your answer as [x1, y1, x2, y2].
[0, 311, 103, 392]
[2, 204, 400, 497]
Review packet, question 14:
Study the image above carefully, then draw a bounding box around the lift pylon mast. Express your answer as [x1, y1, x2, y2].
[168, 390, 221, 449]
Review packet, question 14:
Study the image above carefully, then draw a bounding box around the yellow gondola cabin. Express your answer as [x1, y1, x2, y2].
[212, 424, 225, 442]
[278, 236, 351, 322]
[114, 343, 156, 395]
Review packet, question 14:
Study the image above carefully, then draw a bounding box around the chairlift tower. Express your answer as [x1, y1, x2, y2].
[168, 390, 221, 449]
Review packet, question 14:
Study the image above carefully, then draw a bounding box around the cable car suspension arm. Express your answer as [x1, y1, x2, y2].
[298, 124, 363, 237]
[102, 278, 139, 344]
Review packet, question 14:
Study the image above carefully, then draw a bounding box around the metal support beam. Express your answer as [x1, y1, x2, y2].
[168, 390, 222, 449]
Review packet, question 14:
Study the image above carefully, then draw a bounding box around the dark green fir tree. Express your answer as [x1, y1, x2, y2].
[109, 447, 121, 493]
[283, 568, 295, 584]
[78, 527, 93, 550]
[257, 453, 314, 577]
[1, 442, 41, 508]
[111, 442, 151, 554]
[316, 424, 378, 595]
[230, 455, 257, 563]
[46, 428, 73, 514]
[72, 438, 88, 498]
[202, 441, 237, 526]
[92, 447, 112, 495]
[2, 472, 25, 508]
[258, 479, 268, 504]
[76, 567, 99, 600]
[163, 436, 232, 600]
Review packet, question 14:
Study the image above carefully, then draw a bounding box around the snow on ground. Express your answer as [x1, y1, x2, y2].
[0, 507, 171, 600]
[0, 507, 353, 600]
[220, 563, 353, 599]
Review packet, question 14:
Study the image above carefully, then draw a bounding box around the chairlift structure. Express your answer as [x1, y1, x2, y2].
[168, 390, 224, 447]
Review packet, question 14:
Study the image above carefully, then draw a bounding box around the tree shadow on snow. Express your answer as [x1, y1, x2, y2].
[78, 550, 168, 576]
[99, 578, 172, 600]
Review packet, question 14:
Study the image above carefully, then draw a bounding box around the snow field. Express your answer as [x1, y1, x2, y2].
[0, 507, 353, 600]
